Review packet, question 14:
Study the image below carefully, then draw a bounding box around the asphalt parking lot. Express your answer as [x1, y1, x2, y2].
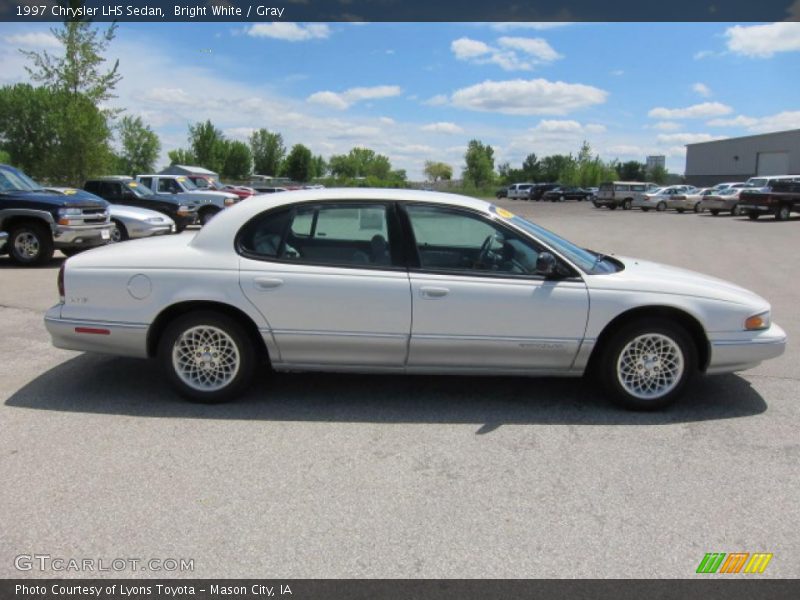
[1, 201, 798, 578]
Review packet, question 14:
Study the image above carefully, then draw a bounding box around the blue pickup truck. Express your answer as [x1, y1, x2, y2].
[0, 164, 113, 265]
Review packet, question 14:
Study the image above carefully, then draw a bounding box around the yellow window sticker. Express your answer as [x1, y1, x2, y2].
[128, 182, 138, 187]
[176, 176, 186, 182]
[64, 189, 77, 195]
[495, 207, 515, 219]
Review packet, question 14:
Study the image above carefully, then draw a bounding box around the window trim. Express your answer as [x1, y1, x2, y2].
[399, 202, 581, 282]
[235, 200, 407, 272]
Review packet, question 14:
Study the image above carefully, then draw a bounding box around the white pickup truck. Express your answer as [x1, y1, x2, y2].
[136, 174, 239, 225]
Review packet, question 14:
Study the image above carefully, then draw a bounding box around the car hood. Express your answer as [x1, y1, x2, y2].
[194, 190, 236, 200]
[588, 256, 768, 308]
[108, 203, 172, 221]
[1, 190, 107, 208]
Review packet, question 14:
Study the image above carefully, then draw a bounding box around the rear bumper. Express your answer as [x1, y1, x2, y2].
[44, 305, 149, 358]
[707, 323, 787, 374]
[738, 204, 771, 213]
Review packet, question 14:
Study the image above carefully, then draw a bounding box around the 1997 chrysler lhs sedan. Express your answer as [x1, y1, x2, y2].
[45, 189, 786, 410]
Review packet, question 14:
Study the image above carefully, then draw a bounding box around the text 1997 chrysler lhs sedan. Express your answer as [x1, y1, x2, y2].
[45, 189, 786, 410]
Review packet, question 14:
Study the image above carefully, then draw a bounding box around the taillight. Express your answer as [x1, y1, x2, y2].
[57, 264, 65, 302]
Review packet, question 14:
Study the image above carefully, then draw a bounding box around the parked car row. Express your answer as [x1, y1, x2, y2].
[498, 183, 594, 202]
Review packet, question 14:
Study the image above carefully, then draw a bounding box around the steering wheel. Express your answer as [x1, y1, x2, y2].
[475, 234, 495, 269]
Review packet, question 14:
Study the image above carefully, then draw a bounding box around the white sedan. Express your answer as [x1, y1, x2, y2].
[633, 186, 699, 212]
[44, 189, 786, 410]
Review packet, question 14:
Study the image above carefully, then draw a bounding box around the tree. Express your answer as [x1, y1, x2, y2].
[424, 161, 453, 182]
[117, 115, 160, 176]
[0, 149, 10, 164]
[222, 141, 252, 180]
[463, 139, 495, 187]
[168, 148, 195, 166]
[521, 153, 541, 181]
[0, 84, 62, 178]
[328, 147, 393, 179]
[21, 20, 121, 105]
[249, 129, 285, 176]
[311, 154, 327, 178]
[188, 120, 227, 174]
[618, 160, 647, 181]
[650, 164, 668, 184]
[539, 154, 573, 183]
[283, 144, 313, 182]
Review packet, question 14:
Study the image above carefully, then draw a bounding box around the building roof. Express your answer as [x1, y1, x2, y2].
[685, 128, 800, 147]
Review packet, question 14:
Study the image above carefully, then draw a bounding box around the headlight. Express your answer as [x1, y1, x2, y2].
[146, 217, 165, 223]
[58, 207, 82, 217]
[224, 197, 236, 206]
[745, 311, 770, 331]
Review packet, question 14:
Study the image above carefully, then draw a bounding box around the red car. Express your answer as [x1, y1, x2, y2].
[186, 174, 255, 199]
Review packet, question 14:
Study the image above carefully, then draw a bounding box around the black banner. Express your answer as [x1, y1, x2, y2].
[2, 580, 800, 600]
[1, 0, 799, 23]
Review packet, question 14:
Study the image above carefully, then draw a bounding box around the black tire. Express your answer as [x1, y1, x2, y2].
[609, 204, 618, 211]
[656, 202, 666, 212]
[710, 209, 719, 216]
[622, 199, 632, 210]
[198, 208, 220, 226]
[694, 203, 701, 213]
[677, 208, 685, 214]
[731, 204, 741, 217]
[641, 208, 650, 212]
[593, 201, 600, 208]
[748, 212, 759, 221]
[597, 318, 697, 411]
[158, 310, 258, 403]
[7, 222, 54, 266]
[775, 205, 790, 221]
[111, 220, 129, 243]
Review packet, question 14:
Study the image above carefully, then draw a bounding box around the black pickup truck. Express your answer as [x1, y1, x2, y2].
[739, 179, 800, 221]
[0, 164, 113, 265]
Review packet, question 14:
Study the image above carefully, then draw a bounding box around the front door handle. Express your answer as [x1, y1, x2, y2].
[420, 286, 449, 298]
[254, 277, 284, 290]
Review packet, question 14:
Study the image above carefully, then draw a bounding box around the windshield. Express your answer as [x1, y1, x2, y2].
[748, 178, 768, 187]
[176, 176, 197, 190]
[0, 166, 44, 192]
[508, 214, 617, 274]
[719, 188, 740, 196]
[125, 181, 152, 197]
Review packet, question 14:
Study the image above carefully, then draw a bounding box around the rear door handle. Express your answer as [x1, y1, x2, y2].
[420, 286, 449, 298]
[254, 277, 284, 290]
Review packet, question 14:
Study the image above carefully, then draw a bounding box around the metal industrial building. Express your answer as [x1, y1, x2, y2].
[684, 129, 800, 186]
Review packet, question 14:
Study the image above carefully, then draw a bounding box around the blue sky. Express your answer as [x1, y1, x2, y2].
[1, 21, 799, 178]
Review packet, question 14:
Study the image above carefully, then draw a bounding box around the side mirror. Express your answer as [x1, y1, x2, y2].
[536, 252, 557, 277]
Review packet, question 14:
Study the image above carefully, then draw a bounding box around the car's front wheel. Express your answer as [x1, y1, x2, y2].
[656, 201, 667, 212]
[8, 222, 54, 266]
[731, 204, 742, 216]
[623, 199, 632, 210]
[775, 205, 791, 221]
[748, 212, 759, 221]
[158, 311, 258, 403]
[598, 319, 696, 411]
[111, 220, 128, 242]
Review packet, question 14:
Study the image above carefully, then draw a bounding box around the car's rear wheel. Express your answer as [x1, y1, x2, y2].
[641, 208, 650, 212]
[710, 209, 719, 216]
[748, 212, 759, 221]
[694, 203, 701, 213]
[598, 319, 696, 411]
[622, 199, 632, 210]
[158, 311, 257, 403]
[8, 222, 54, 266]
[656, 202, 666, 212]
[731, 204, 742, 216]
[775, 205, 790, 221]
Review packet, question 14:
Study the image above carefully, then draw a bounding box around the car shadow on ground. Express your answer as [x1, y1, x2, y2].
[5, 353, 768, 431]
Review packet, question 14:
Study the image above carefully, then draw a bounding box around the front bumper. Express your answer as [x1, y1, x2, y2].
[129, 223, 173, 239]
[53, 223, 114, 248]
[45, 305, 149, 358]
[707, 323, 787, 374]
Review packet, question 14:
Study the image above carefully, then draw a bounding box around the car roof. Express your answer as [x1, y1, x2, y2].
[87, 176, 134, 181]
[191, 188, 496, 251]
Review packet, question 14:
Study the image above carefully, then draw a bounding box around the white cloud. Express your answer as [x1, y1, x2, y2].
[307, 85, 402, 110]
[652, 121, 682, 131]
[490, 22, 571, 31]
[421, 122, 464, 134]
[648, 102, 733, 120]
[693, 50, 719, 60]
[449, 78, 608, 116]
[3, 32, 60, 48]
[423, 94, 449, 106]
[707, 111, 800, 133]
[725, 22, 800, 57]
[692, 82, 712, 97]
[610, 69, 624, 76]
[451, 37, 492, 59]
[378, 116, 395, 125]
[246, 23, 330, 42]
[497, 37, 562, 62]
[656, 133, 720, 145]
[450, 35, 561, 71]
[532, 119, 605, 133]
